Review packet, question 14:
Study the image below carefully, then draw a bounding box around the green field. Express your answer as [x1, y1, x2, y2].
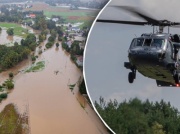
[0, 104, 23, 134]
[0, 23, 28, 37]
[44, 11, 89, 18]
[44, 10, 97, 24]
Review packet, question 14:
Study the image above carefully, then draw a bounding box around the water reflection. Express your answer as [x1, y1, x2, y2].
[0, 29, 22, 45]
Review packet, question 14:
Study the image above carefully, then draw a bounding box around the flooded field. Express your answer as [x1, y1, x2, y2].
[0, 40, 108, 133]
[0, 29, 22, 45]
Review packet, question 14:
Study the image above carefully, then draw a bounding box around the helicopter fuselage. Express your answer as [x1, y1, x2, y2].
[124, 33, 180, 86]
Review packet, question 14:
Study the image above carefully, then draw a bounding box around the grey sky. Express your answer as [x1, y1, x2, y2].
[84, 0, 180, 110]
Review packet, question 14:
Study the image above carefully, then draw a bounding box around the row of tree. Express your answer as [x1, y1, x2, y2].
[0, 33, 37, 70]
[95, 97, 180, 134]
[0, 5, 24, 23]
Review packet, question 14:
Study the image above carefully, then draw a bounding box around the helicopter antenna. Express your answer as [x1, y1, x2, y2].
[134, 34, 137, 37]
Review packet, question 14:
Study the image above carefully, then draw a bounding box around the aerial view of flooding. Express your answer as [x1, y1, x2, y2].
[0, 0, 110, 133]
[0, 39, 108, 134]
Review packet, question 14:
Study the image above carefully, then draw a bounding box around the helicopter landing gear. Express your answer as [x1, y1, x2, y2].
[128, 70, 136, 83]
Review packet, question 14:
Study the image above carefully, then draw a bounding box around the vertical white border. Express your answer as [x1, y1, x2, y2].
[83, 0, 116, 134]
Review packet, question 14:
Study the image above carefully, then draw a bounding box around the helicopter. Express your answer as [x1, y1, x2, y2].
[97, 6, 180, 87]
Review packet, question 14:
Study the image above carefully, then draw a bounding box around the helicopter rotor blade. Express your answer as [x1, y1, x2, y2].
[96, 19, 148, 25]
[113, 6, 160, 25]
[171, 25, 180, 28]
[97, 5, 180, 27]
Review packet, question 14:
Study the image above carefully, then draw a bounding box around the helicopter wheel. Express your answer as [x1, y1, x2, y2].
[128, 72, 135, 83]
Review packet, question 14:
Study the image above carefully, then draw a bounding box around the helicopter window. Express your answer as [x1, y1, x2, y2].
[135, 38, 144, 46]
[151, 39, 165, 48]
[130, 39, 136, 47]
[144, 39, 152, 46]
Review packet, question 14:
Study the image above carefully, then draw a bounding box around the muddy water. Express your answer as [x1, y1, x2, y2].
[0, 29, 22, 45]
[0, 42, 108, 133]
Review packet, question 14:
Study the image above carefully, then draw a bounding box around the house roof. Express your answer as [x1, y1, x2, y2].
[29, 14, 36, 18]
[74, 36, 85, 42]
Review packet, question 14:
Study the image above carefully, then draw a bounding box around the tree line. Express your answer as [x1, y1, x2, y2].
[95, 97, 180, 134]
[0, 33, 36, 71]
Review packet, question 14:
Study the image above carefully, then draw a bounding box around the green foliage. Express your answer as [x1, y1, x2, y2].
[95, 97, 180, 134]
[21, 33, 37, 51]
[58, 36, 63, 41]
[68, 84, 76, 91]
[45, 42, 53, 49]
[9, 72, 14, 78]
[152, 122, 165, 134]
[56, 26, 63, 36]
[48, 36, 55, 42]
[41, 30, 49, 36]
[56, 43, 59, 48]
[47, 20, 56, 30]
[62, 42, 70, 52]
[3, 79, 14, 89]
[70, 41, 82, 55]
[32, 15, 47, 30]
[29, 43, 37, 51]
[39, 34, 46, 42]
[79, 79, 87, 94]
[0, 45, 31, 69]
[31, 55, 36, 61]
[70, 54, 77, 62]
[0, 104, 24, 133]
[0, 93, 7, 99]
[6, 28, 14, 35]
[21, 33, 37, 50]
[50, 29, 57, 37]
[26, 61, 45, 72]
[14, 42, 18, 46]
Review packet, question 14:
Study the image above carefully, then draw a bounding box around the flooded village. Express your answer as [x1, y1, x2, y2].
[0, 0, 110, 134]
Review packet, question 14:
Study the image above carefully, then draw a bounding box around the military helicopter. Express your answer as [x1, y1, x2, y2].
[97, 6, 180, 87]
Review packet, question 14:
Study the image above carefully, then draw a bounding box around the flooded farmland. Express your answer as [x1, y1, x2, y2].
[0, 29, 22, 45]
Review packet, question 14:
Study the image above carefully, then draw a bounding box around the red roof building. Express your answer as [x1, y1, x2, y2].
[29, 14, 36, 18]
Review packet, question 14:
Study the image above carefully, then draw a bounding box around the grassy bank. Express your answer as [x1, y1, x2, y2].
[0, 104, 25, 134]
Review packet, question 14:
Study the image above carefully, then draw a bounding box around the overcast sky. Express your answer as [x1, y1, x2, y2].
[84, 0, 180, 110]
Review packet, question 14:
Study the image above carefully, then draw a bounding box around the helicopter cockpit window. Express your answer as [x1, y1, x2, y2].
[134, 38, 144, 46]
[151, 39, 165, 48]
[144, 39, 152, 46]
[130, 38, 144, 47]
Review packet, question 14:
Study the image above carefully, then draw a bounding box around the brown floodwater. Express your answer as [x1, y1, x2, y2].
[0, 41, 109, 133]
[0, 29, 22, 45]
